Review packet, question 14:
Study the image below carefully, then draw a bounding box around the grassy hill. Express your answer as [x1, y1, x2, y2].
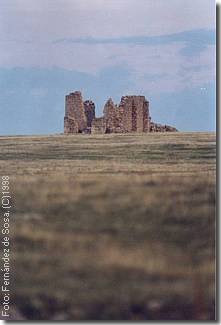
[0, 132, 216, 320]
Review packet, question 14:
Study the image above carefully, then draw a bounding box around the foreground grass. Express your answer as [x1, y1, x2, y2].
[0, 132, 216, 320]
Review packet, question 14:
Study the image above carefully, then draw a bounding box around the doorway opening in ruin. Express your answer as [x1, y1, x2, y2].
[132, 100, 137, 131]
[105, 128, 111, 134]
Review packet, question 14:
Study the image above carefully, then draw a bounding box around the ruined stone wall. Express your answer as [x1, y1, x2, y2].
[64, 91, 177, 134]
[91, 117, 106, 134]
[118, 96, 150, 133]
[150, 122, 177, 132]
[65, 91, 87, 132]
[143, 100, 150, 132]
[103, 98, 117, 133]
[119, 96, 133, 132]
[64, 116, 79, 134]
[134, 96, 146, 132]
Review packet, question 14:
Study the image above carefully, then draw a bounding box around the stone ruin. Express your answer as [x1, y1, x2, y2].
[64, 91, 177, 134]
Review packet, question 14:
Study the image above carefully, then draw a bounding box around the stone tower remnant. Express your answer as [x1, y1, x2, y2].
[64, 91, 177, 134]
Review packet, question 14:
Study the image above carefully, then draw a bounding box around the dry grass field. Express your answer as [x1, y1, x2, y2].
[0, 132, 216, 320]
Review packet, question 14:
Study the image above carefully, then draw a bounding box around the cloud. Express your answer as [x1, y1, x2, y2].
[54, 29, 215, 46]
[0, 0, 216, 135]
[0, 29, 215, 93]
[0, 0, 215, 94]
[0, 0, 215, 41]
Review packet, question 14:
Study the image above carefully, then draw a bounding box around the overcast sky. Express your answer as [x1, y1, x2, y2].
[0, 0, 216, 134]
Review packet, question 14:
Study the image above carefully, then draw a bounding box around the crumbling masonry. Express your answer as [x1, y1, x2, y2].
[64, 91, 177, 134]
